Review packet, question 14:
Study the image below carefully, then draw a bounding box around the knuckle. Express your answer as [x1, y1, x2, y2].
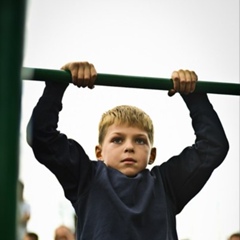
[83, 61, 89, 67]
[71, 62, 78, 68]
[180, 79, 186, 84]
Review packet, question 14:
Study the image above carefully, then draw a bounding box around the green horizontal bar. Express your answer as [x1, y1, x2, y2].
[21, 67, 240, 96]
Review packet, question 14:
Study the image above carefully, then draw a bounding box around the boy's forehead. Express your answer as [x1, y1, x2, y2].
[106, 123, 148, 135]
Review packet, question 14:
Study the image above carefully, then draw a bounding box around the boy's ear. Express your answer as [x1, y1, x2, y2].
[95, 145, 103, 160]
[148, 147, 156, 165]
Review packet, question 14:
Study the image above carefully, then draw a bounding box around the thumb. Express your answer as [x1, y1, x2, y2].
[168, 89, 176, 97]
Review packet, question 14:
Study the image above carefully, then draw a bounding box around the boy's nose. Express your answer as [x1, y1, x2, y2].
[124, 141, 134, 152]
[124, 147, 134, 153]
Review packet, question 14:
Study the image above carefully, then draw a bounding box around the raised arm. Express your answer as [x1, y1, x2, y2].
[27, 62, 97, 203]
[159, 71, 229, 213]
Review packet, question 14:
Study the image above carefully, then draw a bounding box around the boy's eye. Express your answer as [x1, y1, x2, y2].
[135, 138, 147, 145]
[112, 137, 123, 144]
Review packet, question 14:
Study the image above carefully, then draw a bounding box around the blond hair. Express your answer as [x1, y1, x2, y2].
[98, 105, 154, 145]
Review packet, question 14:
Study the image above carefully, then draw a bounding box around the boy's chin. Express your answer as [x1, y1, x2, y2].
[119, 169, 140, 178]
[101, 161, 142, 177]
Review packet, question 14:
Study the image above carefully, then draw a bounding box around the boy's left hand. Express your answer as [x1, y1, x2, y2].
[168, 69, 198, 97]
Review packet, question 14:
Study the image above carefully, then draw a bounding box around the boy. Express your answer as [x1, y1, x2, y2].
[27, 62, 229, 240]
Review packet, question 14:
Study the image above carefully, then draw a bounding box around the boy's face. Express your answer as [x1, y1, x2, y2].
[95, 124, 156, 177]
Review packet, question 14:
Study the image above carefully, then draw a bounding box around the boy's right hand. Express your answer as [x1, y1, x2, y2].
[61, 62, 97, 89]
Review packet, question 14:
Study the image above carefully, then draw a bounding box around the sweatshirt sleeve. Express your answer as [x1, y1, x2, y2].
[159, 92, 229, 214]
[26, 81, 93, 204]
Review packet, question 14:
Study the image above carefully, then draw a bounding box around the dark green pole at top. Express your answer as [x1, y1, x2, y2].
[22, 67, 240, 96]
[0, 0, 26, 240]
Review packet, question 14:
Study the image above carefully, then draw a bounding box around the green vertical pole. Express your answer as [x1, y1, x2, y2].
[0, 0, 26, 240]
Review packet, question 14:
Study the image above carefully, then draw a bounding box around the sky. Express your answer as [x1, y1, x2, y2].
[19, 0, 239, 239]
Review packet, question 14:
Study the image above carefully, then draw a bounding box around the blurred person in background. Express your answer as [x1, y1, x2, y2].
[54, 225, 75, 240]
[24, 232, 39, 240]
[228, 232, 240, 240]
[17, 180, 31, 240]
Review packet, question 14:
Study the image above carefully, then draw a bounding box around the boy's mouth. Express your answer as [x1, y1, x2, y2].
[121, 158, 137, 164]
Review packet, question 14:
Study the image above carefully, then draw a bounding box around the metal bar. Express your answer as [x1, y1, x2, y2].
[0, 0, 26, 239]
[22, 67, 240, 95]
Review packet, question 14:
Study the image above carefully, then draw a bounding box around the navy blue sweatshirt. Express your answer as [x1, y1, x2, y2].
[27, 81, 229, 240]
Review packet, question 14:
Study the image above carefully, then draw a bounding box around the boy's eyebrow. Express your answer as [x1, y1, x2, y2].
[134, 134, 148, 138]
[110, 132, 148, 138]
